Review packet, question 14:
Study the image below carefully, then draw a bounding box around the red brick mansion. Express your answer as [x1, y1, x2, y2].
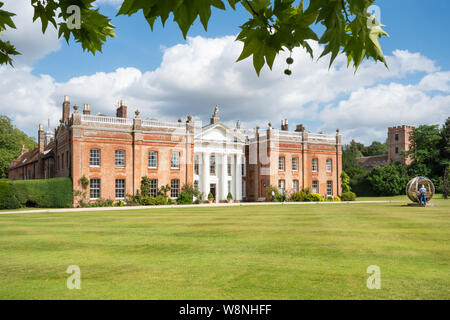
[9, 96, 342, 204]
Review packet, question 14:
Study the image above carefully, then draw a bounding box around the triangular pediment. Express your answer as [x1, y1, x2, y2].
[195, 122, 246, 143]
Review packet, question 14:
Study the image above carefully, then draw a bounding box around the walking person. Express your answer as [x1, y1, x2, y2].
[419, 185, 427, 206]
[271, 190, 275, 202]
[282, 191, 286, 202]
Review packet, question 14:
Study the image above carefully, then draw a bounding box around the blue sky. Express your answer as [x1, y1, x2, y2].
[31, 0, 450, 81]
[1, 0, 449, 144]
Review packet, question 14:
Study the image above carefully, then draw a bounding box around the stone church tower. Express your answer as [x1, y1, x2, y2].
[387, 125, 415, 165]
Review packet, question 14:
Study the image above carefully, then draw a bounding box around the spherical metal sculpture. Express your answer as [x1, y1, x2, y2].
[406, 176, 435, 203]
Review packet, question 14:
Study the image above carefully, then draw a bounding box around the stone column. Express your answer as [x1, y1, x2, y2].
[202, 152, 210, 200]
[221, 153, 228, 201]
[235, 154, 242, 201]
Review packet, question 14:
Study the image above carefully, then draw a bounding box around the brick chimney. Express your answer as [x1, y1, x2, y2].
[38, 124, 44, 153]
[20, 145, 27, 155]
[83, 104, 91, 115]
[62, 95, 70, 123]
[116, 100, 127, 118]
[281, 119, 289, 131]
[295, 124, 306, 132]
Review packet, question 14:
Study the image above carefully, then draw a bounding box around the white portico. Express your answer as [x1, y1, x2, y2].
[193, 107, 246, 202]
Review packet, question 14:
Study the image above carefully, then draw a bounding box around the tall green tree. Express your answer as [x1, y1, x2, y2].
[368, 163, 409, 196]
[0, 0, 388, 74]
[0, 115, 37, 178]
[362, 140, 387, 156]
[439, 117, 450, 168]
[406, 125, 442, 179]
[342, 139, 364, 171]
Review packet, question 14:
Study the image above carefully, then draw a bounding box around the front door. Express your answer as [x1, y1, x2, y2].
[210, 183, 216, 200]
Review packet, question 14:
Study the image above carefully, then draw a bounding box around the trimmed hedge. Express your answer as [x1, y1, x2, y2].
[0, 179, 20, 209]
[12, 178, 73, 208]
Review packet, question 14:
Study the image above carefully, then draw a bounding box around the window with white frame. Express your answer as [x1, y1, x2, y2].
[292, 157, 299, 171]
[242, 181, 246, 197]
[194, 155, 199, 175]
[90, 178, 100, 199]
[312, 158, 318, 172]
[279, 156, 285, 171]
[148, 151, 158, 168]
[242, 157, 246, 176]
[312, 180, 319, 193]
[278, 179, 285, 193]
[210, 155, 216, 175]
[115, 150, 125, 167]
[150, 179, 158, 197]
[293, 180, 299, 193]
[115, 179, 125, 199]
[228, 181, 231, 194]
[326, 159, 332, 172]
[171, 151, 180, 169]
[171, 179, 180, 198]
[90, 149, 100, 167]
[327, 181, 333, 196]
[227, 156, 232, 176]
[194, 180, 199, 190]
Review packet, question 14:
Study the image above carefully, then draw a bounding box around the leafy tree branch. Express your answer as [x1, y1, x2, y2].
[0, 0, 388, 75]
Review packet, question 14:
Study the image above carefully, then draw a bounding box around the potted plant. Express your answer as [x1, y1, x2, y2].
[208, 192, 214, 204]
[227, 192, 233, 203]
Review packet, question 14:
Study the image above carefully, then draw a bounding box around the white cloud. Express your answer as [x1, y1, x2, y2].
[0, 35, 448, 145]
[319, 82, 450, 143]
[1, 0, 61, 65]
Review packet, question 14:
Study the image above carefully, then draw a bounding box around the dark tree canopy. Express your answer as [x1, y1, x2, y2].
[0, 115, 37, 179]
[0, 0, 388, 75]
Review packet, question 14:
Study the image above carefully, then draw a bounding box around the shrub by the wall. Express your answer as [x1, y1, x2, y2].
[341, 191, 357, 201]
[307, 193, 323, 202]
[12, 178, 73, 208]
[177, 191, 193, 204]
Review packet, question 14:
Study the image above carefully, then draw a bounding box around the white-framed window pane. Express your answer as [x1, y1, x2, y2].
[194, 155, 199, 175]
[115, 179, 125, 199]
[115, 150, 125, 167]
[90, 178, 100, 199]
[292, 157, 298, 171]
[210, 155, 216, 175]
[90, 149, 100, 167]
[242, 181, 246, 197]
[171, 151, 180, 169]
[327, 181, 333, 196]
[227, 156, 232, 176]
[312, 158, 318, 172]
[242, 157, 246, 176]
[150, 179, 158, 197]
[278, 157, 285, 171]
[228, 181, 231, 194]
[171, 179, 180, 198]
[312, 180, 319, 193]
[278, 180, 285, 192]
[148, 151, 158, 168]
[293, 180, 299, 193]
[326, 159, 332, 172]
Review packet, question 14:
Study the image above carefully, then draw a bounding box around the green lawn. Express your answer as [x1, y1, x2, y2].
[0, 199, 449, 299]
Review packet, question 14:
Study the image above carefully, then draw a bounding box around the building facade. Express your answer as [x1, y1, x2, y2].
[357, 125, 415, 170]
[9, 97, 343, 204]
[387, 125, 414, 165]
